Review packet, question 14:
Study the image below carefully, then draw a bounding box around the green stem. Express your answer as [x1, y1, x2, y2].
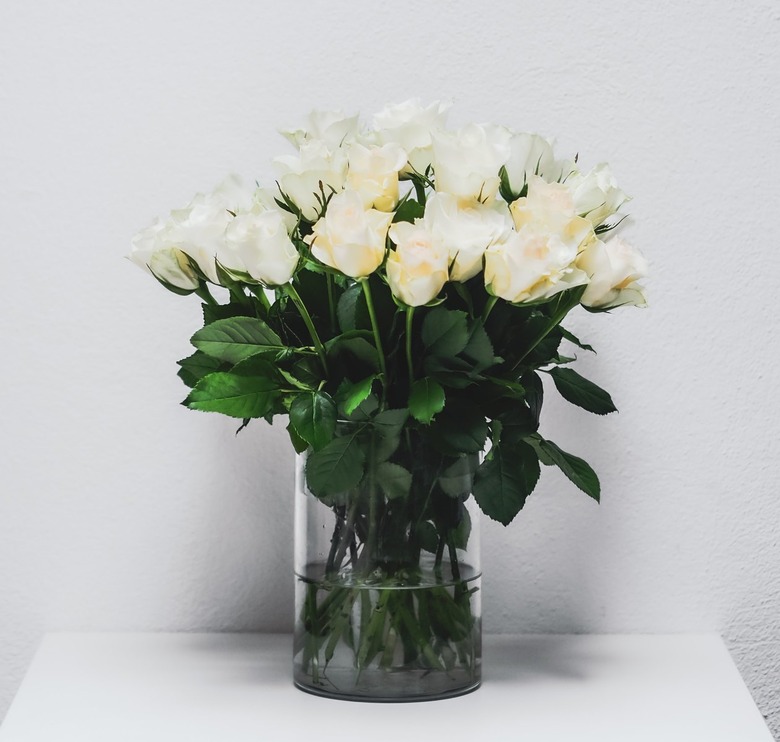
[360, 279, 388, 407]
[326, 274, 337, 334]
[247, 284, 271, 313]
[405, 306, 415, 389]
[285, 283, 329, 375]
[194, 284, 219, 306]
[413, 179, 426, 205]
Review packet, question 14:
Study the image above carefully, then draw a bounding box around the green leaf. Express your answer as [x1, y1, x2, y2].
[184, 372, 281, 418]
[439, 455, 478, 498]
[336, 282, 368, 332]
[431, 402, 488, 454]
[416, 521, 439, 554]
[473, 443, 540, 525]
[286, 420, 309, 454]
[326, 335, 379, 370]
[421, 307, 469, 358]
[191, 316, 284, 364]
[289, 391, 337, 451]
[522, 371, 544, 425]
[392, 198, 425, 224]
[337, 376, 377, 416]
[461, 321, 499, 371]
[409, 378, 445, 425]
[177, 351, 222, 388]
[376, 462, 412, 500]
[547, 367, 617, 415]
[560, 327, 595, 353]
[305, 433, 365, 498]
[531, 436, 600, 502]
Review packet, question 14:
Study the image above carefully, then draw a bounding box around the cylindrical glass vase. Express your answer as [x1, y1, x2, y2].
[293, 422, 482, 701]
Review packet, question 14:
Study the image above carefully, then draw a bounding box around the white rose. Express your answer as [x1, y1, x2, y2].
[304, 190, 392, 279]
[566, 163, 630, 227]
[386, 221, 449, 306]
[168, 175, 254, 284]
[431, 123, 511, 204]
[503, 132, 563, 194]
[346, 142, 407, 212]
[280, 109, 360, 150]
[424, 192, 513, 282]
[219, 209, 299, 287]
[510, 176, 593, 254]
[578, 237, 648, 308]
[253, 187, 298, 232]
[274, 140, 348, 222]
[372, 99, 450, 176]
[128, 218, 199, 291]
[484, 228, 589, 304]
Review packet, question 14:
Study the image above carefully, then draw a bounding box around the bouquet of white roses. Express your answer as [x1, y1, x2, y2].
[130, 99, 646, 699]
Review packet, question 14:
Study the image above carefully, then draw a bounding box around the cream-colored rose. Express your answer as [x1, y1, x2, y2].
[167, 175, 254, 284]
[128, 218, 199, 291]
[578, 237, 648, 308]
[274, 140, 348, 222]
[281, 109, 360, 150]
[503, 132, 563, 194]
[484, 228, 589, 304]
[346, 142, 407, 211]
[566, 163, 630, 227]
[372, 99, 450, 176]
[219, 209, 299, 287]
[432, 123, 511, 204]
[304, 190, 392, 278]
[253, 187, 298, 233]
[424, 192, 513, 282]
[510, 176, 594, 254]
[386, 221, 449, 306]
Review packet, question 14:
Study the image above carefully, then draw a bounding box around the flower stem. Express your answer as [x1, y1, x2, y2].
[360, 279, 388, 406]
[405, 306, 415, 389]
[326, 274, 337, 334]
[285, 283, 329, 375]
[194, 284, 219, 306]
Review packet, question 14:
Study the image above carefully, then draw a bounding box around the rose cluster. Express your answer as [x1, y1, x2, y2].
[130, 100, 646, 311]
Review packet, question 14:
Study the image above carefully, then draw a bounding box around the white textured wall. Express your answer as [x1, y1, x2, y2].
[1, 0, 778, 734]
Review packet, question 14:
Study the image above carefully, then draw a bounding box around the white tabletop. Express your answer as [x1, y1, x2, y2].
[0, 633, 772, 741]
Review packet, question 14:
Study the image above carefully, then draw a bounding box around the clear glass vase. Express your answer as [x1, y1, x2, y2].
[293, 423, 482, 701]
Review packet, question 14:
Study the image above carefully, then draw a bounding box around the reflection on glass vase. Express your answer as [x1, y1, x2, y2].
[293, 422, 482, 702]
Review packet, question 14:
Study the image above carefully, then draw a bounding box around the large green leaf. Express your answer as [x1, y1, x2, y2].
[289, 391, 337, 451]
[191, 316, 285, 364]
[409, 378, 445, 425]
[305, 433, 365, 498]
[431, 402, 488, 454]
[376, 462, 412, 500]
[421, 308, 469, 358]
[184, 372, 281, 418]
[560, 327, 595, 353]
[531, 436, 600, 502]
[337, 376, 377, 416]
[177, 351, 222, 388]
[461, 321, 499, 371]
[548, 367, 617, 415]
[439, 455, 478, 498]
[473, 443, 540, 525]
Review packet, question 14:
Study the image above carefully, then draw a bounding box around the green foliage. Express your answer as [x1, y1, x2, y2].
[184, 371, 282, 418]
[422, 308, 469, 358]
[177, 351, 223, 388]
[376, 462, 412, 500]
[547, 367, 617, 415]
[289, 391, 337, 451]
[409, 378, 445, 425]
[473, 443, 540, 525]
[191, 316, 285, 364]
[337, 376, 377, 416]
[529, 435, 600, 501]
[306, 432, 365, 498]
